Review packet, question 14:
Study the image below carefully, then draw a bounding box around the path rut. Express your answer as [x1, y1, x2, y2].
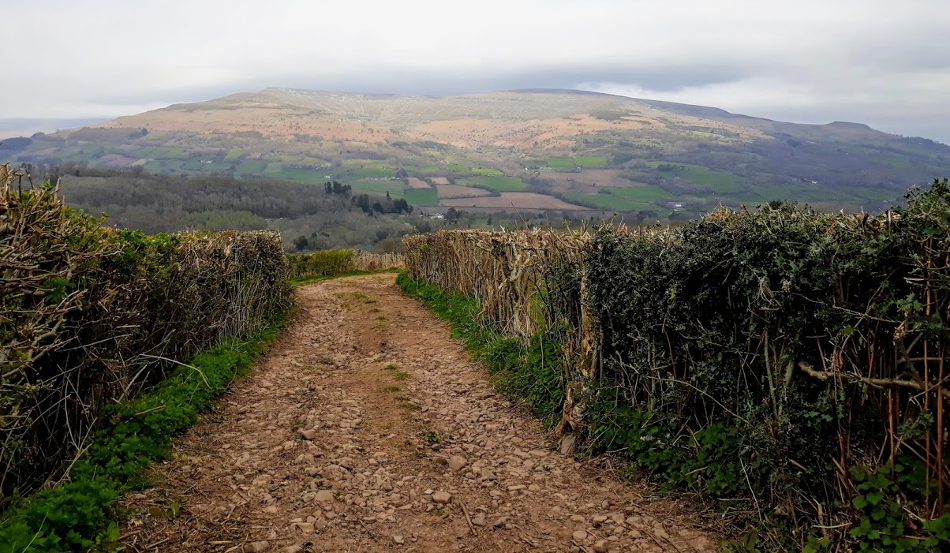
[119, 273, 721, 552]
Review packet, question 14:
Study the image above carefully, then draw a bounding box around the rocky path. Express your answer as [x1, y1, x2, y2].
[119, 273, 720, 552]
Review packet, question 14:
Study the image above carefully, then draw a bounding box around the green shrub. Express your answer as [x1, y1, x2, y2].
[286, 249, 354, 278]
[0, 319, 285, 552]
[401, 178, 950, 550]
[1, 164, 290, 510]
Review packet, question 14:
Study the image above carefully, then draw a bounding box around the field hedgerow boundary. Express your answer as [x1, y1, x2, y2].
[286, 249, 404, 282]
[402, 180, 950, 551]
[0, 162, 291, 545]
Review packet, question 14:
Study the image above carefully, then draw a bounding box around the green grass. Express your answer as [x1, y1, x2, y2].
[0, 316, 289, 553]
[348, 179, 405, 197]
[472, 168, 503, 175]
[547, 157, 575, 169]
[236, 159, 268, 175]
[608, 185, 670, 202]
[276, 168, 327, 184]
[224, 148, 245, 161]
[339, 160, 396, 179]
[564, 192, 658, 212]
[397, 274, 563, 426]
[346, 166, 397, 179]
[648, 162, 745, 193]
[574, 156, 608, 167]
[460, 176, 526, 192]
[134, 146, 191, 160]
[143, 160, 184, 173]
[405, 188, 439, 206]
[263, 162, 285, 176]
[546, 156, 608, 170]
[841, 187, 900, 202]
[182, 160, 229, 174]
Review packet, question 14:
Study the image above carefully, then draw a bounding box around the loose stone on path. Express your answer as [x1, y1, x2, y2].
[114, 274, 720, 553]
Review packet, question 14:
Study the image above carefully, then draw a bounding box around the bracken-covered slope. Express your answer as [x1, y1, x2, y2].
[5, 88, 949, 217]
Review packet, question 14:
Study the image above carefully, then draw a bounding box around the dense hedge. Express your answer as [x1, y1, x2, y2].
[402, 180, 950, 550]
[286, 249, 404, 280]
[0, 164, 291, 503]
[0, 321, 286, 552]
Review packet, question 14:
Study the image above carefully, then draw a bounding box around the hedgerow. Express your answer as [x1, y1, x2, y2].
[286, 249, 404, 281]
[401, 179, 950, 550]
[0, 320, 286, 552]
[0, 163, 291, 512]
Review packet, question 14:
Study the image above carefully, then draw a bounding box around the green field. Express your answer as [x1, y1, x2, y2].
[299, 156, 328, 166]
[846, 187, 899, 202]
[143, 159, 185, 173]
[649, 162, 745, 193]
[405, 188, 439, 206]
[348, 179, 405, 197]
[236, 160, 268, 175]
[564, 192, 658, 212]
[608, 185, 670, 202]
[548, 158, 575, 169]
[460, 176, 526, 192]
[224, 148, 245, 161]
[129, 145, 192, 161]
[472, 168, 503, 175]
[575, 156, 608, 167]
[548, 156, 608, 170]
[277, 168, 327, 184]
[183, 160, 229, 173]
[345, 166, 397, 178]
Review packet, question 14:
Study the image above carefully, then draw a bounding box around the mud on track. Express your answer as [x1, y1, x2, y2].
[119, 273, 721, 553]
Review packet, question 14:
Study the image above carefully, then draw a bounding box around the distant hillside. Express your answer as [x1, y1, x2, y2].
[5, 88, 949, 217]
[50, 170, 569, 252]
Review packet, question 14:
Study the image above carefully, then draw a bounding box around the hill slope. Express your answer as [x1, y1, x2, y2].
[6, 88, 950, 216]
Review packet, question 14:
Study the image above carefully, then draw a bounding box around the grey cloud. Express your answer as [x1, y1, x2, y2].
[4, 0, 949, 144]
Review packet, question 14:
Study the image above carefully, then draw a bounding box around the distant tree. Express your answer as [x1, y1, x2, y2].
[354, 194, 371, 213]
[0, 136, 32, 150]
[294, 235, 309, 251]
[446, 207, 461, 224]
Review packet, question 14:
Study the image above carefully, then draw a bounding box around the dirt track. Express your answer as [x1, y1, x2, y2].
[119, 274, 720, 552]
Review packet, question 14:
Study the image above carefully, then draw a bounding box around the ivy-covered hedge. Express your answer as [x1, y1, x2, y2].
[402, 180, 950, 550]
[0, 165, 291, 504]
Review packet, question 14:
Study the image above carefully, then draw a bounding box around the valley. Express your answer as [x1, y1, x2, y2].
[5, 88, 949, 222]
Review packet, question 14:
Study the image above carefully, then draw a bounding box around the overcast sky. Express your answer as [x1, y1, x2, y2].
[5, 0, 949, 143]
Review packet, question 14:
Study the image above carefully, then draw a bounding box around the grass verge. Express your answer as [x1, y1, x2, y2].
[0, 316, 289, 553]
[397, 273, 562, 426]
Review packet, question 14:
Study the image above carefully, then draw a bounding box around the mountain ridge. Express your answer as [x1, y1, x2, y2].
[4, 87, 948, 218]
